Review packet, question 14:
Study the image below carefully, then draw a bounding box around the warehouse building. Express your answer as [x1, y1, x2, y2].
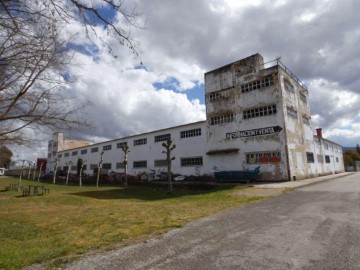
[47, 54, 344, 181]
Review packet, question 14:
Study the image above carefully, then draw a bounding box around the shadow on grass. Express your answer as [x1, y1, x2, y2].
[68, 185, 237, 201]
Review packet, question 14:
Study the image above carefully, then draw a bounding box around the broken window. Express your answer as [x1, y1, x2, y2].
[180, 157, 203, 166]
[180, 128, 201, 138]
[210, 114, 235, 125]
[284, 80, 295, 93]
[134, 138, 147, 146]
[133, 160, 147, 168]
[241, 75, 274, 93]
[243, 105, 277, 119]
[154, 159, 167, 167]
[208, 90, 229, 102]
[154, 133, 171, 142]
[287, 106, 298, 119]
[306, 152, 315, 163]
[246, 151, 281, 164]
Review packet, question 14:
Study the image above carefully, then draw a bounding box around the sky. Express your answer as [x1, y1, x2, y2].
[12, 0, 360, 161]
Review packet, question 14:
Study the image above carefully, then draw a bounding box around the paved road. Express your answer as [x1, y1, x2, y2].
[65, 173, 360, 270]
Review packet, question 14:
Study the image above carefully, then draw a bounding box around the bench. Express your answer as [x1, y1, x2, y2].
[214, 166, 261, 183]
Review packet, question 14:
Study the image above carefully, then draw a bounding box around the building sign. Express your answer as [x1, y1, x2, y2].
[226, 126, 283, 139]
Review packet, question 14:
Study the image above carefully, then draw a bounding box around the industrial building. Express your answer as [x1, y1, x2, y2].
[47, 54, 344, 181]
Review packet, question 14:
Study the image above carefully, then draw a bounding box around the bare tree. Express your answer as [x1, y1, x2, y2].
[120, 144, 130, 188]
[162, 139, 176, 194]
[0, 0, 142, 144]
[96, 151, 104, 188]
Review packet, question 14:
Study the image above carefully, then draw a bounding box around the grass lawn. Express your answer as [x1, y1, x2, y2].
[0, 176, 264, 270]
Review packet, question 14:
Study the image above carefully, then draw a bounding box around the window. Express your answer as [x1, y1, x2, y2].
[324, 143, 329, 150]
[300, 92, 307, 104]
[154, 133, 171, 142]
[91, 147, 98, 153]
[302, 115, 310, 125]
[246, 152, 281, 164]
[117, 142, 128, 149]
[102, 163, 112, 170]
[208, 90, 230, 102]
[81, 149, 87, 155]
[317, 155, 324, 163]
[180, 128, 202, 138]
[284, 80, 295, 93]
[71, 165, 77, 171]
[287, 106, 297, 119]
[134, 138, 147, 146]
[81, 165, 87, 171]
[103, 145, 112, 151]
[64, 153, 70, 157]
[329, 145, 334, 151]
[133, 160, 147, 168]
[306, 152, 315, 163]
[90, 164, 98, 170]
[63, 166, 69, 172]
[116, 162, 125, 169]
[210, 114, 235, 125]
[241, 75, 273, 93]
[325, 155, 330, 163]
[336, 157, 339, 163]
[181, 157, 203, 167]
[315, 140, 321, 148]
[154, 159, 167, 167]
[338, 147, 342, 153]
[71, 151, 78, 156]
[243, 105, 277, 119]
[57, 154, 62, 158]
[48, 153, 51, 158]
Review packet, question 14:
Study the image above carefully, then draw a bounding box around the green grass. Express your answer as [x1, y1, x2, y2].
[0, 177, 263, 270]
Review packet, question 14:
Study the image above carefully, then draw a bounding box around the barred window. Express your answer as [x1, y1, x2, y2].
[91, 147, 98, 153]
[154, 133, 171, 142]
[117, 142, 127, 149]
[300, 92, 307, 104]
[71, 165, 77, 171]
[154, 159, 168, 167]
[284, 81, 295, 93]
[90, 164, 98, 169]
[210, 114, 235, 125]
[287, 106, 298, 119]
[181, 157, 203, 167]
[325, 155, 330, 163]
[57, 154, 62, 158]
[243, 105, 276, 119]
[302, 115, 310, 125]
[81, 149, 87, 155]
[134, 138, 147, 146]
[103, 145, 112, 151]
[241, 76, 273, 93]
[317, 155, 324, 163]
[72, 151, 78, 156]
[208, 90, 230, 102]
[133, 160, 147, 168]
[180, 128, 202, 138]
[116, 162, 125, 169]
[307, 152, 315, 163]
[246, 151, 281, 164]
[102, 163, 112, 170]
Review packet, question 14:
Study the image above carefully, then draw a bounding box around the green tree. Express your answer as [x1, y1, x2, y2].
[356, 144, 360, 155]
[343, 150, 360, 167]
[0, 145, 12, 167]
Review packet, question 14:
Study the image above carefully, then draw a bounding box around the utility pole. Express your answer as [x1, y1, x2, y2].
[53, 158, 59, 184]
[96, 151, 104, 188]
[65, 161, 73, 185]
[162, 139, 176, 194]
[120, 144, 130, 188]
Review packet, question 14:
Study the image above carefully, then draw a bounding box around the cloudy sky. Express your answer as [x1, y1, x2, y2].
[13, 0, 360, 161]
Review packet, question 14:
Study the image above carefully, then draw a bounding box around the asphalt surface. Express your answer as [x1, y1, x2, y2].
[64, 173, 360, 270]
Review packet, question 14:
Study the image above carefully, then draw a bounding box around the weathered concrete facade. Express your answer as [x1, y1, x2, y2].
[47, 54, 344, 181]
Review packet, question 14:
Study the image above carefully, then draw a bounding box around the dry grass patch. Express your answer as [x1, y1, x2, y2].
[0, 177, 263, 270]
